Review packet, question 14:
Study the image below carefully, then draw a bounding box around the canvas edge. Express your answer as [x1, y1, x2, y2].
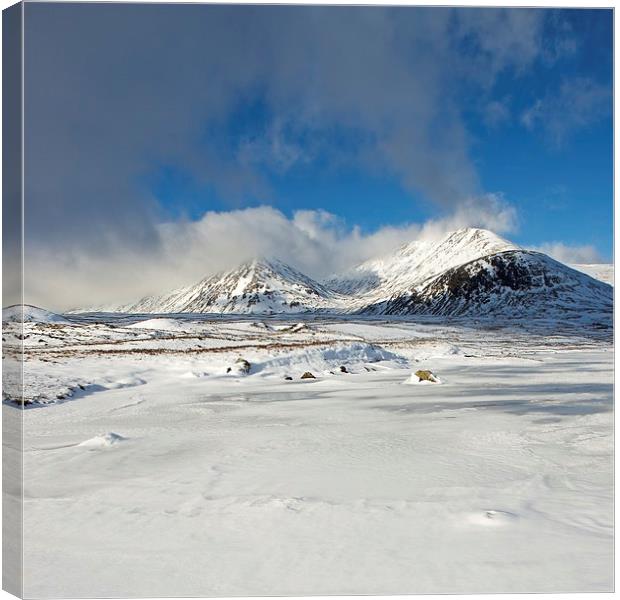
[3, 2, 24, 597]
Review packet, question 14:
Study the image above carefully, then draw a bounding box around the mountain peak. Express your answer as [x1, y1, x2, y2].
[121, 256, 333, 314]
[243, 256, 278, 268]
[237, 256, 294, 274]
[438, 227, 518, 253]
[326, 227, 520, 303]
[391, 227, 516, 260]
[443, 226, 517, 247]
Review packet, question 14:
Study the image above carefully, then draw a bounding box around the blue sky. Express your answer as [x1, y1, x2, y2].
[140, 7, 612, 259]
[24, 5, 613, 307]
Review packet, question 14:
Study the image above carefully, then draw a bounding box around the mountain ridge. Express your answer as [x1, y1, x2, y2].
[325, 227, 519, 308]
[110, 257, 337, 315]
[72, 228, 613, 320]
[359, 249, 613, 318]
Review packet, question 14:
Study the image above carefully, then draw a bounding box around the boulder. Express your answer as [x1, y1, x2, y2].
[339, 365, 349, 373]
[414, 369, 438, 383]
[236, 358, 251, 373]
[300, 371, 316, 379]
[227, 358, 251, 375]
[284, 376, 293, 381]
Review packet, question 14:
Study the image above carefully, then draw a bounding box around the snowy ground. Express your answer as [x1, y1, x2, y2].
[5, 314, 613, 596]
[571, 263, 614, 286]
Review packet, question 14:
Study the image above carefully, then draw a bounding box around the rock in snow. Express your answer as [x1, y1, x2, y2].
[227, 358, 252, 376]
[414, 369, 439, 383]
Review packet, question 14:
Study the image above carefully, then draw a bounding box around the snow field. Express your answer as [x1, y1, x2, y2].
[10, 315, 613, 596]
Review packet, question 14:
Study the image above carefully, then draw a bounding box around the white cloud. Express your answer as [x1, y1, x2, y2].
[530, 242, 603, 264]
[425, 194, 518, 237]
[25, 196, 518, 311]
[26, 6, 570, 258]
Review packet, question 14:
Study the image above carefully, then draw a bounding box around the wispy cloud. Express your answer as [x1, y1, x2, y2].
[529, 241, 603, 264]
[521, 77, 611, 145]
[237, 117, 316, 173]
[483, 99, 511, 128]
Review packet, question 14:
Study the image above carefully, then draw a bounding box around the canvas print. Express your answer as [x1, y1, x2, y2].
[2, 2, 614, 597]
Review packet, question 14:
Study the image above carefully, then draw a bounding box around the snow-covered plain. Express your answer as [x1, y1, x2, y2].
[5, 314, 613, 596]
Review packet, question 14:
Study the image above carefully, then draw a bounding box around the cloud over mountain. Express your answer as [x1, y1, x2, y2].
[27, 198, 517, 310]
[25, 6, 574, 253]
[19, 6, 610, 310]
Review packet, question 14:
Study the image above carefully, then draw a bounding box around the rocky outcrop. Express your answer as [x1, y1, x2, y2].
[361, 250, 613, 319]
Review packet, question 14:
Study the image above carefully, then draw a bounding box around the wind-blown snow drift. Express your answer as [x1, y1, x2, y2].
[253, 342, 406, 375]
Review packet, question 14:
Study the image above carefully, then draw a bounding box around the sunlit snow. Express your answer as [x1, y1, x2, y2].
[5, 311, 612, 596]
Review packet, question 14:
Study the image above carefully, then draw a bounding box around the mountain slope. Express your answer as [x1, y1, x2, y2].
[360, 250, 613, 320]
[119, 258, 336, 314]
[326, 228, 519, 308]
[3, 304, 70, 324]
[73, 228, 613, 320]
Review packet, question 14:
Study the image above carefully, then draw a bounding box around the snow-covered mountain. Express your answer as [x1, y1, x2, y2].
[74, 228, 613, 320]
[3, 304, 70, 324]
[114, 258, 337, 314]
[360, 250, 613, 320]
[326, 228, 519, 309]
